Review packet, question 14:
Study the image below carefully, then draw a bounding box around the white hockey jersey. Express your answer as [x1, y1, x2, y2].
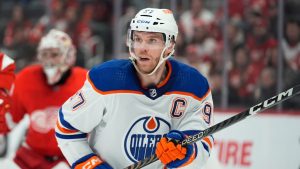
[55, 59, 214, 169]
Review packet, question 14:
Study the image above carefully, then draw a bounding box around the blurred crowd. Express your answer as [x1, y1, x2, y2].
[0, 0, 112, 70]
[0, 0, 300, 109]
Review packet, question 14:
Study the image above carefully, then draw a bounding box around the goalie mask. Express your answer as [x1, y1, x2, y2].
[37, 29, 76, 85]
[127, 8, 178, 75]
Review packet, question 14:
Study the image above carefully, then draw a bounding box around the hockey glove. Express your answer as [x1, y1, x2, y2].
[0, 89, 13, 133]
[156, 130, 196, 168]
[72, 154, 113, 169]
[0, 53, 15, 134]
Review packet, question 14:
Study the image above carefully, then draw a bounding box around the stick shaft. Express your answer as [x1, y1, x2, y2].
[125, 85, 300, 169]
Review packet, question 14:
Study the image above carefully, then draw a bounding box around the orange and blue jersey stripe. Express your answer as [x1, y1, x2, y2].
[201, 135, 214, 156]
[55, 108, 87, 139]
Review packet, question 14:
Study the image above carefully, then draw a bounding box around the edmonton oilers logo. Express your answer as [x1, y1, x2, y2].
[124, 116, 170, 163]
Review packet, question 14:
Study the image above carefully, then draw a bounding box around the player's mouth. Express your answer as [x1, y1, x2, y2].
[137, 56, 150, 62]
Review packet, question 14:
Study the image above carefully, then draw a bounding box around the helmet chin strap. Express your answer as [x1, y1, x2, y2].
[129, 43, 174, 76]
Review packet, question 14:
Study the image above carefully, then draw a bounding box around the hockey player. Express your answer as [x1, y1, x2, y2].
[56, 8, 214, 169]
[0, 29, 87, 169]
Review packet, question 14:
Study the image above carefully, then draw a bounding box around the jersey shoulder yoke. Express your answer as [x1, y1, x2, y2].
[88, 59, 139, 92]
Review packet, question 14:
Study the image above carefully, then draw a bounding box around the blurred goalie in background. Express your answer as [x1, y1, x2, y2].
[0, 29, 87, 169]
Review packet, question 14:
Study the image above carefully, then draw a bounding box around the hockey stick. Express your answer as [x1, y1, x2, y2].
[125, 84, 300, 169]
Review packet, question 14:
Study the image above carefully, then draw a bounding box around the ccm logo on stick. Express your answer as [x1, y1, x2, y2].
[249, 88, 293, 115]
[137, 20, 150, 24]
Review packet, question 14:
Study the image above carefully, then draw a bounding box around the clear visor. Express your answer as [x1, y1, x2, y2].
[131, 38, 165, 50]
[127, 30, 167, 52]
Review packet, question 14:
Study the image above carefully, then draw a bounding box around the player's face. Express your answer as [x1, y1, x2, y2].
[39, 48, 63, 67]
[132, 31, 166, 74]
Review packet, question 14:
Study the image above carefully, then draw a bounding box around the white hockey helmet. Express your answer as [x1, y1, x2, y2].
[127, 8, 178, 75]
[37, 29, 76, 85]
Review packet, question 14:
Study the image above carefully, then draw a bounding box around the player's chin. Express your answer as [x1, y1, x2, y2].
[137, 66, 155, 74]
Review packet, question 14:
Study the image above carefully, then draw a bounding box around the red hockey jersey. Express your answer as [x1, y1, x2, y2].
[11, 65, 87, 157]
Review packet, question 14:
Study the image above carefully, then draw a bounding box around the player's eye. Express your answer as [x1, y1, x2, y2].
[45, 52, 60, 59]
[148, 38, 158, 44]
[133, 36, 142, 43]
[51, 52, 60, 58]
